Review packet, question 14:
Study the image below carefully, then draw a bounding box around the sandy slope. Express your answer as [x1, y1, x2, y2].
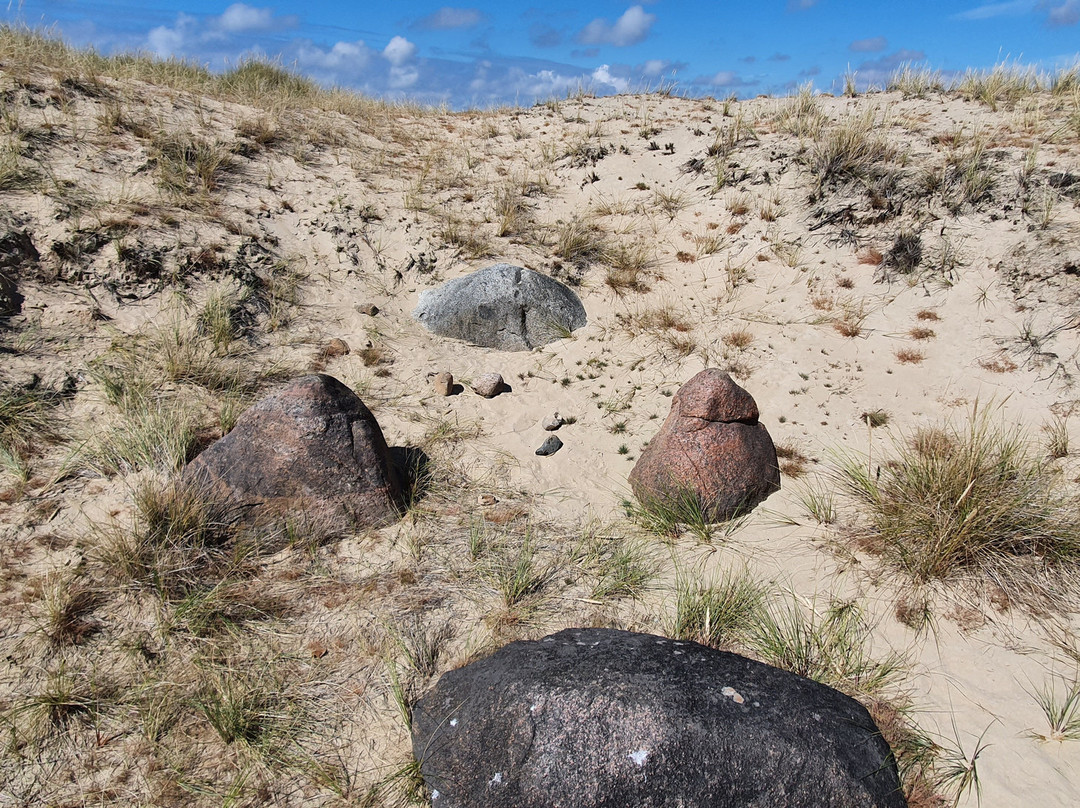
[2, 57, 1080, 805]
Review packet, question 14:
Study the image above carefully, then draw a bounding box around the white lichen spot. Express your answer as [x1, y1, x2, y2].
[530, 702, 540, 713]
[449, 718, 458, 727]
[489, 772, 503, 787]
[432, 790, 440, 801]
[628, 749, 649, 767]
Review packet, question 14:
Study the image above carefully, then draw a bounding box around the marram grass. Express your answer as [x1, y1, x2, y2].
[837, 407, 1080, 596]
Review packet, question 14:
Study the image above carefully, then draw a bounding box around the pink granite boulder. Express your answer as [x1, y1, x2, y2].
[629, 370, 779, 521]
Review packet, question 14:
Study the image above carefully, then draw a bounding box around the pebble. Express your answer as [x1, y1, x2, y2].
[535, 436, 563, 456]
[321, 338, 350, 359]
[433, 371, 454, 396]
[477, 494, 497, 506]
[542, 412, 563, 431]
[473, 373, 504, 398]
[357, 303, 380, 316]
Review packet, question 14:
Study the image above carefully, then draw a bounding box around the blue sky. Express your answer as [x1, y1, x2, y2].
[5, 2, 1079, 108]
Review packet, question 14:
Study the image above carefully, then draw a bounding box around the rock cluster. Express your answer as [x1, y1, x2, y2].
[629, 369, 779, 521]
[412, 627, 906, 808]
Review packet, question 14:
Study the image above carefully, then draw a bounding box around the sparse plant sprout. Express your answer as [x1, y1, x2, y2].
[1029, 675, 1080, 742]
[626, 488, 717, 544]
[861, 409, 891, 428]
[895, 348, 925, 365]
[798, 484, 837, 525]
[935, 724, 990, 808]
[654, 188, 688, 219]
[887, 63, 945, 98]
[808, 108, 896, 191]
[722, 328, 754, 349]
[776, 443, 811, 477]
[483, 535, 557, 612]
[749, 598, 904, 697]
[587, 537, 656, 600]
[858, 248, 884, 266]
[833, 314, 865, 338]
[150, 132, 234, 202]
[726, 193, 751, 215]
[1043, 416, 1070, 459]
[0, 380, 66, 465]
[555, 215, 609, 266]
[669, 569, 768, 648]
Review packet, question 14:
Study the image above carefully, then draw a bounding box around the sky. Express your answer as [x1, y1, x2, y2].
[4, 1, 1079, 109]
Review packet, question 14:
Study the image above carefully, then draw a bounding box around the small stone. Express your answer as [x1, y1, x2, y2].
[473, 373, 504, 398]
[542, 412, 563, 431]
[535, 436, 563, 456]
[477, 494, 497, 506]
[433, 371, 454, 397]
[358, 303, 380, 316]
[321, 338, 350, 359]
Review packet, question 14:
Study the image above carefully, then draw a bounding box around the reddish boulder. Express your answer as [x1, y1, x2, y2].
[183, 374, 402, 530]
[629, 370, 779, 521]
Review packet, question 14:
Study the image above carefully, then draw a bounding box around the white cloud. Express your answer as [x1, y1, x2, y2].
[145, 5, 296, 56]
[592, 64, 628, 92]
[787, 0, 819, 9]
[218, 3, 276, 33]
[296, 40, 372, 71]
[147, 13, 196, 57]
[641, 59, 669, 76]
[412, 7, 484, 30]
[954, 1, 1036, 20]
[578, 5, 656, 47]
[389, 65, 420, 89]
[1047, 0, 1080, 25]
[383, 35, 417, 67]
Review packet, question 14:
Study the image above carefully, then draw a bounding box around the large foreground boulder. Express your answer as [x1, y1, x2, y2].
[412, 263, 586, 350]
[412, 628, 906, 808]
[183, 374, 402, 530]
[629, 369, 779, 521]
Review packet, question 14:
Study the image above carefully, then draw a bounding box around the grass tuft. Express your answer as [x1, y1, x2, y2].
[668, 569, 768, 648]
[837, 407, 1080, 603]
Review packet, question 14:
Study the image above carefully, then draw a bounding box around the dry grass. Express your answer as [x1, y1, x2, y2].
[837, 409, 1080, 607]
[895, 348, 925, 364]
[721, 328, 754, 349]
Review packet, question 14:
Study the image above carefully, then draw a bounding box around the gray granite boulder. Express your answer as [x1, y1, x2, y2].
[412, 263, 586, 350]
[412, 628, 906, 808]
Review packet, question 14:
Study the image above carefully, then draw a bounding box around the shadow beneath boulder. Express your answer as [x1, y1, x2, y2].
[390, 445, 432, 509]
[451, 383, 465, 396]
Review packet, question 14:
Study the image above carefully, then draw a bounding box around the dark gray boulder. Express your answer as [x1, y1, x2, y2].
[412, 628, 906, 808]
[182, 374, 402, 531]
[412, 263, 586, 350]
